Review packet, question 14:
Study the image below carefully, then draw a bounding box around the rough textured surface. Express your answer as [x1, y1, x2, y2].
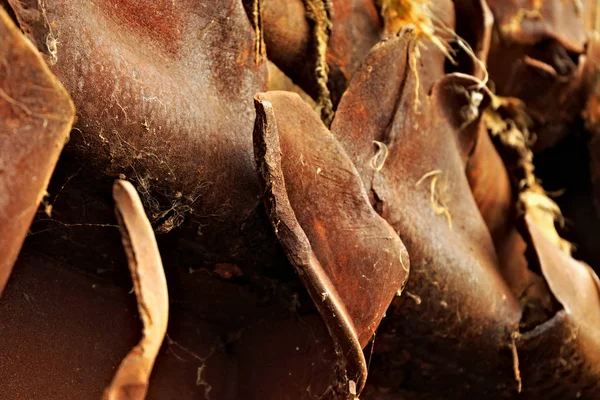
[329, 29, 600, 399]
[6, 0, 268, 258]
[332, 32, 521, 397]
[0, 7, 74, 293]
[254, 90, 409, 394]
[2, 1, 600, 398]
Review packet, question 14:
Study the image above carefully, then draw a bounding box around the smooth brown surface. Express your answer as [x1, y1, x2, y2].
[0, 251, 141, 400]
[466, 123, 550, 309]
[0, 7, 74, 293]
[254, 90, 409, 394]
[466, 108, 560, 328]
[0, 248, 242, 400]
[332, 32, 522, 397]
[326, 27, 600, 398]
[1, 221, 350, 400]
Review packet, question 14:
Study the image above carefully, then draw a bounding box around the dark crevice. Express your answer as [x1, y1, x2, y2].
[526, 39, 580, 77]
[0, 0, 18, 26]
[515, 216, 564, 332]
[377, 41, 413, 148]
[534, 122, 600, 273]
[371, 187, 385, 217]
[484, 111, 564, 332]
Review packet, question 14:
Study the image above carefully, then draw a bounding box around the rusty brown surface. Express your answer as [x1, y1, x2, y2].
[0, 7, 74, 293]
[329, 26, 599, 398]
[466, 122, 553, 320]
[0, 0, 600, 399]
[6, 0, 268, 258]
[330, 31, 520, 397]
[253, 90, 410, 393]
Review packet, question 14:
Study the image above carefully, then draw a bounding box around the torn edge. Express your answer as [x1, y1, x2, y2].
[103, 180, 169, 400]
[484, 98, 572, 254]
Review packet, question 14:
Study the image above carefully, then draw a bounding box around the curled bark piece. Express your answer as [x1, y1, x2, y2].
[516, 215, 600, 398]
[479, 95, 600, 397]
[0, 7, 74, 294]
[525, 216, 600, 333]
[253, 91, 409, 395]
[557, 30, 600, 272]
[332, 30, 525, 397]
[484, 97, 573, 254]
[327, 24, 600, 398]
[466, 121, 554, 325]
[103, 180, 168, 400]
[469, 98, 563, 328]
